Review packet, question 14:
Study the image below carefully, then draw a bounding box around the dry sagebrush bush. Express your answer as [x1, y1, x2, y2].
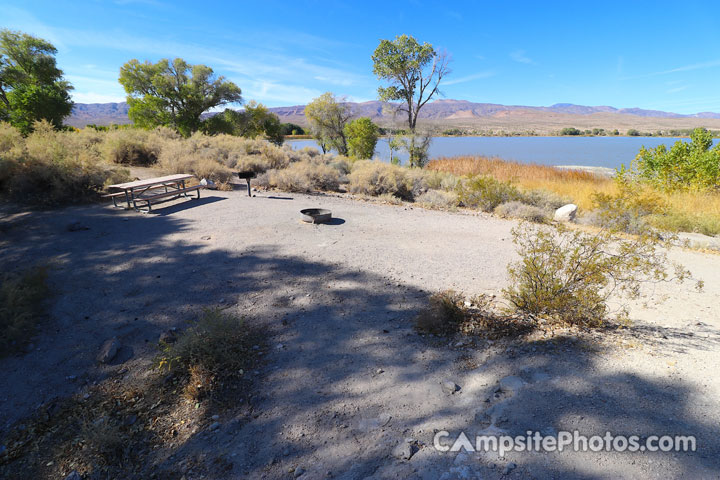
[257, 160, 344, 192]
[348, 160, 414, 200]
[494, 201, 548, 223]
[415, 290, 466, 334]
[102, 128, 162, 166]
[416, 189, 458, 209]
[0, 121, 130, 204]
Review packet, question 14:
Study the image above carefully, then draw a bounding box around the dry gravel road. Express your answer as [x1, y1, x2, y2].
[1, 187, 719, 479]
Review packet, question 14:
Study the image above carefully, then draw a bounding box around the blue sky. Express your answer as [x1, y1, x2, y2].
[3, 0, 720, 113]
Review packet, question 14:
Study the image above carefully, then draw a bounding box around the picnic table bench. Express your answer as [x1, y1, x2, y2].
[105, 174, 204, 212]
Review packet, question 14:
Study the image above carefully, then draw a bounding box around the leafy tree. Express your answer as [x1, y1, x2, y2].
[202, 101, 283, 145]
[372, 35, 449, 166]
[280, 123, 305, 135]
[560, 127, 581, 136]
[344, 117, 379, 159]
[372, 34, 449, 132]
[0, 29, 73, 134]
[631, 127, 720, 190]
[304, 92, 351, 155]
[626, 129, 640, 136]
[119, 58, 242, 137]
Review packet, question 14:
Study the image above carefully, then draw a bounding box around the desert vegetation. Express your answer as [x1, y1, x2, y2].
[4, 119, 720, 238]
[1, 308, 264, 478]
[0, 265, 50, 356]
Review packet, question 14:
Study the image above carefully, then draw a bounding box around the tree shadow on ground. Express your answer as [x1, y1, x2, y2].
[0, 203, 718, 479]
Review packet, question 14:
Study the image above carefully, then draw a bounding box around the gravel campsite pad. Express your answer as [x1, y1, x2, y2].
[1, 189, 719, 479]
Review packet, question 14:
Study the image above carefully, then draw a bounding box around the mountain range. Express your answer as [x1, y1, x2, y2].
[66, 100, 720, 132]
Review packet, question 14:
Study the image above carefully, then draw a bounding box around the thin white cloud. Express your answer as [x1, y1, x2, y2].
[242, 81, 324, 105]
[666, 86, 688, 94]
[72, 92, 126, 103]
[444, 71, 495, 86]
[510, 49, 535, 65]
[622, 59, 720, 80]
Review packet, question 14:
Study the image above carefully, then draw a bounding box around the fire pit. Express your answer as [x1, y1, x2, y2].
[300, 208, 332, 224]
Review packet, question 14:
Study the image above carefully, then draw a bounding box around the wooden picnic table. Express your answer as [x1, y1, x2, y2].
[106, 174, 204, 212]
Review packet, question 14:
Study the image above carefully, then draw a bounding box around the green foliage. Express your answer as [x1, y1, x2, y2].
[304, 92, 351, 155]
[631, 127, 720, 190]
[560, 127, 582, 136]
[372, 34, 448, 130]
[344, 117, 379, 159]
[1, 265, 50, 356]
[627, 129, 640, 136]
[456, 175, 522, 212]
[119, 58, 242, 137]
[372, 34, 448, 164]
[505, 222, 695, 327]
[280, 122, 305, 135]
[400, 133, 432, 167]
[203, 102, 283, 145]
[0, 29, 73, 134]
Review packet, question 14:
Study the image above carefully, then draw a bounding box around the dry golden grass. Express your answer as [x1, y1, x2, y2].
[428, 155, 720, 234]
[427, 155, 613, 210]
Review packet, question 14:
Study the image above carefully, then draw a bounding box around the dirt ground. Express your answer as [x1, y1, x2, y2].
[1, 186, 719, 479]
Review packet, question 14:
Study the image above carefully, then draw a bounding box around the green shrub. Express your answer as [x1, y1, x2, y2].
[631, 127, 720, 190]
[1, 266, 50, 356]
[456, 175, 522, 211]
[560, 127, 582, 136]
[504, 222, 696, 327]
[344, 117, 379, 159]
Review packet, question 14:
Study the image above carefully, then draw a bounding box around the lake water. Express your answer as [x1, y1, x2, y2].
[288, 136, 713, 169]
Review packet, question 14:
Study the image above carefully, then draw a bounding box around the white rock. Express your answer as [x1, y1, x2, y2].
[553, 203, 578, 222]
[200, 178, 217, 189]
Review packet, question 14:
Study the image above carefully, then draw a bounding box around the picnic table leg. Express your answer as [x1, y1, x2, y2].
[181, 180, 188, 197]
[124, 189, 132, 209]
[246, 179, 252, 197]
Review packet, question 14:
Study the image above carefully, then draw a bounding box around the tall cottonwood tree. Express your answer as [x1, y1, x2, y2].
[0, 29, 74, 134]
[119, 58, 242, 137]
[304, 92, 352, 155]
[372, 34, 449, 166]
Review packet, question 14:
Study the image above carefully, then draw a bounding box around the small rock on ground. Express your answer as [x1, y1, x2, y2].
[441, 381, 460, 395]
[97, 337, 120, 364]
